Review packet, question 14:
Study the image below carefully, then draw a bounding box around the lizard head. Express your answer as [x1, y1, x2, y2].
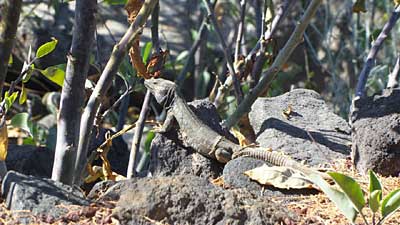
[144, 78, 176, 104]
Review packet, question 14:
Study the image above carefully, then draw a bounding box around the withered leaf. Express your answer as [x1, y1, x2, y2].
[244, 164, 318, 190]
[0, 124, 8, 161]
[125, 0, 144, 23]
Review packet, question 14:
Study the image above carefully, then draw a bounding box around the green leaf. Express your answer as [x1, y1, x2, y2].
[22, 65, 34, 83]
[19, 84, 27, 105]
[176, 50, 189, 62]
[10, 113, 33, 137]
[144, 131, 155, 153]
[36, 38, 58, 59]
[381, 189, 400, 219]
[142, 42, 153, 64]
[103, 0, 127, 5]
[370, 190, 382, 213]
[328, 172, 366, 212]
[369, 170, 382, 197]
[308, 173, 358, 222]
[4, 91, 19, 112]
[8, 55, 13, 66]
[38, 65, 65, 86]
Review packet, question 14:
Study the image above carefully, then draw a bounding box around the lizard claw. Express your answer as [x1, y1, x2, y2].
[215, 148, 232, 163]
[152, 124, 166, 133]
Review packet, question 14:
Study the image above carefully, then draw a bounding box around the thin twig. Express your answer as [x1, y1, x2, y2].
[0, 0, 22, 94]
[151, 2, 161, 52]
[387, 54, 400, 88]
[175, 17, 209, 87]
[202, 0, 243, 103]
[223, 0, 323, 129]
[355, 5, 400, 97]
[75, 0, 158, 184]
[254, 0, 263, 38]
[127, 2, 160, 178]
[127, 90, 152, 178]
[101, 87, 134, 120]
[215, 0, 291, 106]
[234, 0, 247, 63]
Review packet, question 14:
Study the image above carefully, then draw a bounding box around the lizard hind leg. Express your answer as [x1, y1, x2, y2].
[215, 148, 232, 163]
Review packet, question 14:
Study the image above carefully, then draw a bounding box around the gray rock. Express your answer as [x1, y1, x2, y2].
[223, 157, 319, 196]
[1, 171, 89, 223]
[149, 100, 233, 179]
[351, 88, 400, 176]
[112, 175, 299, 225]
[223, 157, 265, 190]
[87, 180, 117, 200]
[6, 145, 54, 178]
[249, 89, 350, 166]
[6, 128, 128, 180]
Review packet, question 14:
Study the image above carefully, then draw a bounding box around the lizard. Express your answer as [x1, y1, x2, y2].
[144, 78, 235, 163]
[144, 78, 332, 179]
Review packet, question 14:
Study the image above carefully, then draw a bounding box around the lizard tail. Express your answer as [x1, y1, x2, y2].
[232, 148, 292, 167]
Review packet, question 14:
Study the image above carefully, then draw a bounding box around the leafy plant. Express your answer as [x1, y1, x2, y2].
[311, 170, 400, 225]
[1, 38, 59, 115]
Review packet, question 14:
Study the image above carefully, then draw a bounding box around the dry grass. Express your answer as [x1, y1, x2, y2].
[271, 158, 400, 225]
[0, 200, 118, 225]
[0, 158, 398, 224]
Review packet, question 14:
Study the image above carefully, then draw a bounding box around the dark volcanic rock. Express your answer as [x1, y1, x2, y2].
[149, 100, 234, 179]
[351, 88, 400, 176]
[6, 128, 129, 180]
[112, 175, 299, 225]
[223, 157, 265, 190]
[223, 157, 319, 196]
[1, 171, 89, 223]
[249, 89, 350, 166]
[87, 180, 117, 200]
[6, 145, 54, 178]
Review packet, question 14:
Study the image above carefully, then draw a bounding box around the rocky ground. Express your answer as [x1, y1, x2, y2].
[2, 88, 400, 224]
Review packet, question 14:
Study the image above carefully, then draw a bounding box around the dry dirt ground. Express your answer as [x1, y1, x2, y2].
[0, 158, 398, 225]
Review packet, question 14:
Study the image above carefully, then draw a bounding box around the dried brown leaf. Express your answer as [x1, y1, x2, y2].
[244, 165, 318, 190]
[129, 40, 150, 78]
[0, 125, 8, 161]
[125, 0, 144, 23]
[146, 50, 168, 78]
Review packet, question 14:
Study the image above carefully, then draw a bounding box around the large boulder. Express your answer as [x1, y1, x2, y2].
[149, 100, 235, 179]
[111, 175, 299, 225]
[1, 171, 89, 223]
[6, 145, 54, 178]
[249, 89, 350, 166]
[351, 88, 400, 176]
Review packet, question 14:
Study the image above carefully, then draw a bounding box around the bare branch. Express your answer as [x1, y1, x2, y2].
[0, 0, 22, 94]
[387, 54, 400, 88]
[52, 0, 97, 185]
[127, 3, 160, 178]
[202, 0, 243, 103]
[74, 0, 158, 184]
[355, 5, 400, 97]
[127, 90, 151, 178]
[234, 0, 247, 63]
[214, 0, 291, 107]
[223, 0, 323, 129]
[175, 16, 209, 87]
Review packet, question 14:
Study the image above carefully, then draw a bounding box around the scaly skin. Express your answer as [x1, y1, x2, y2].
[144, 77, 331, 181]
[145, 78, 239, 163]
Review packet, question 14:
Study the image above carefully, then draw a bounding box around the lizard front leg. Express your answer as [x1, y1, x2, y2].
[154, 110, 175, 133]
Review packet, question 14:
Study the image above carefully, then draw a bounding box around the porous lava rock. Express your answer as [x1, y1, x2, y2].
[351, 88, 400, 176]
